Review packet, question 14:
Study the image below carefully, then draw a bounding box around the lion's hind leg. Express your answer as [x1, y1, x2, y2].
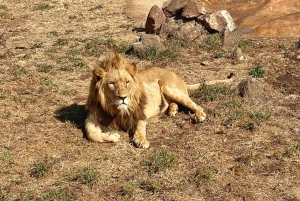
[161, 85, 206, 123]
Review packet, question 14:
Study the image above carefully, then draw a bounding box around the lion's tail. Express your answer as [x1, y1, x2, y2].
[186, 73, 235, 91]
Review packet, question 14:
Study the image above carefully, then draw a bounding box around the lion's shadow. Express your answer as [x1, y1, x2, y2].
[55, 103, 88, 137]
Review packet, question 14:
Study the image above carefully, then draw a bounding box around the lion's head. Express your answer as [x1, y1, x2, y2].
[86, 51, 147, 131]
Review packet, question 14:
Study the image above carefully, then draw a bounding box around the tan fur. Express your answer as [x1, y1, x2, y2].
[85, 51, 231, 148]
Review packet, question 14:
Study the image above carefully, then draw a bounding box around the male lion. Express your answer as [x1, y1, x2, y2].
[85, 51, 232, 148]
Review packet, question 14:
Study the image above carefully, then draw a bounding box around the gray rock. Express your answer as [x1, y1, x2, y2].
[238, 79, 265, 98]
[132, 34, 166, 54]
[199, 10, 236, 33]
[173, 20, 203, 41]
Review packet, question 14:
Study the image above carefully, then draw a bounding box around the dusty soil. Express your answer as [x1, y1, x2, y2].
[0, 0, 300, 201]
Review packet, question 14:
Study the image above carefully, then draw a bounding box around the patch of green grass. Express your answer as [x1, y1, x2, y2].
[74, 60, 85, 68]
[144, 149, 176, 175]
[249, 65, 266, 78]
[31, 162, 50, 178]
[0, 149, 13, 167]
[53, 38, 69, 47]
[30, 42, 43, 49]
[250, 112, 271, 125]
[43, 190, 76, 201]
[278, 44, 286, 49]
[49, 31, 59, 37]
[84, 37, 104, 57]
[61, 89, 77, 96]
[120, 182, 136, 200]
[195, 84, 235, 102]
[238, 37, 252, 52]
[0, 5, 8, 10]
[282, 141, 300, 158]
[88, 5, 103, 11]
[73, 166, 98, 188]
[231, 163, 247, 175]
[38, 64, 52, 73]
[199, 33, 221, 51]
[119, 23, 132, 30]
[1, 110, 12, 120]
[33, 3, 53, 11]
[40, 77, 57, 91]
[194, 166, 218, 185]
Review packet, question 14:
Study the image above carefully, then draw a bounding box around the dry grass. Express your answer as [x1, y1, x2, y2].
[0, 1, 300, 200]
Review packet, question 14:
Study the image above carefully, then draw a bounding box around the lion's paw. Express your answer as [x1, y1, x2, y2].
[132, 135, 150, 148]
[107, 132, 120, 142]
[194, 110, 206, 123]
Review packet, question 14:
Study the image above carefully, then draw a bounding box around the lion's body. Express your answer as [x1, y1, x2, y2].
[85, 52, 230, 148]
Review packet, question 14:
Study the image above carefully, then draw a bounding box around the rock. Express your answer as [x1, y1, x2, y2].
[222, 29, 238, 51]
[159, 17, 180, 38]
[182, 0, 210, 19]
[233, 48, 244, 61]
[132, 34, 166, 54]
[171, 20, 203, 41]
[199, 10, 236, 33]
[163, 0, 188, 17]
[145, 5, 166, 34]
[238, 79, 265, 98]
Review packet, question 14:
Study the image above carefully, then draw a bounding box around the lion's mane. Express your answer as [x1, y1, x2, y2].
[86, 52, 147, 133]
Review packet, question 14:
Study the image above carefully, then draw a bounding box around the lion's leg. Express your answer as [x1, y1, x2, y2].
[132, 120, 149, 148]
[167, 102, 178, 116]
[161, 86, 206, 123]
[85, 114, 120, 143]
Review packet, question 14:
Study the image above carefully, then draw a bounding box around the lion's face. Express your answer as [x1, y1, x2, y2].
[91, 59, 141, 115]
[102, 68, 135, 112]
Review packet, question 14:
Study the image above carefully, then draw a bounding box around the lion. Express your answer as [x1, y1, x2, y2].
[85, 51, 233, 148]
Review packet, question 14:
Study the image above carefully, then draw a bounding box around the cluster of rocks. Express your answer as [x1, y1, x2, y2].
[132, 0, 238, 55]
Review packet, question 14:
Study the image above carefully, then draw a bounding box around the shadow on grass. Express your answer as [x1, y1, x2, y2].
[55, 103, 88, 136]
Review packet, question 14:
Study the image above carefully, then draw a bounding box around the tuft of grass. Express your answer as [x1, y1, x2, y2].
[144, 149, 176, 175]
[195, 84, 235, 102]
[120, 182, 136, 200]
[40, 77, 57, 91]
[194, 166, 218, 185]
[53, 38, 69, 47]
[199, 33, 221, 51]
[73, 166, 98, 188]
[231, 163, 247, 175]
[238, 37, 252, 52]
[0, 149, 13, 167]
[282, 141, 300, 158]
[38, 64, 52, 73]
[43, 190, 76, 201]
[249, 65, 266, 78]
[33, 3, 53, 11]
[31, 162, 50, 178]
[88, 5, 103, 11]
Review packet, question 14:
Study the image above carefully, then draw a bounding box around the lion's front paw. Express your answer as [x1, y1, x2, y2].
[106, 132, 120, 142]
[194, 110, 206, 123]
[132, 135, 150, 148]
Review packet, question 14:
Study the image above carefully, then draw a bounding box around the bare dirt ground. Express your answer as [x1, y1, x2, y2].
[1, 0, 300, 201]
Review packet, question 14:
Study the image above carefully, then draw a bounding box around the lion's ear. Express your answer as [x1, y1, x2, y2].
[128, 63, 138, 75]
[93, 68, 106, 80]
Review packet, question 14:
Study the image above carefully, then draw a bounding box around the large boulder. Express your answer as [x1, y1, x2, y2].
[145, 5, 166, 34]
[181, 0, 210, 19]
[163, 0, 188, 17]
[199, 10, 236, 33]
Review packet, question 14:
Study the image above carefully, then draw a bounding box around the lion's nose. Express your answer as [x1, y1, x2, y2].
[118, 95, 127, 101]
